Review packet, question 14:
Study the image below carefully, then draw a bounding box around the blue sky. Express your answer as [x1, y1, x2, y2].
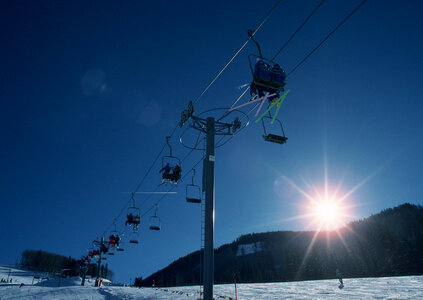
[1, 0, 423, 283]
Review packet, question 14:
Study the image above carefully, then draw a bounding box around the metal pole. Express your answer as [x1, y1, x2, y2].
[203, 117, 215, 300]
[81, 266, 86, 286]
[95, 238, 103, 287]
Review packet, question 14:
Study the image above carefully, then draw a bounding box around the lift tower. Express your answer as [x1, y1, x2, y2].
[181, 102, 244, 300]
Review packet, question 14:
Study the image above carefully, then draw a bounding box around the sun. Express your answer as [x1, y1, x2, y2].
[313, 200, 342, 229]
[306, 192, 349, 231]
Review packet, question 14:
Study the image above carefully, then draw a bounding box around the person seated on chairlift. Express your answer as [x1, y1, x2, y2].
[251, 60, 286, 103]
[250, 59, 271, 98]
[108, 234, 116, 248]
[171, 165, 181, 184]
[133, 215, 140, 228]
[160, 163, 172, 183]
[126, 213, 134, 226]
[114, 235, 120, 248]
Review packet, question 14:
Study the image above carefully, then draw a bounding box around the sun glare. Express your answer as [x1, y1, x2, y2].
[308, 195, 347, 231]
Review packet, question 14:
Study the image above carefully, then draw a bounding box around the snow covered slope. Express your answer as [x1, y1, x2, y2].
[0, 265, 422, 299]
[0, 264, 49, 285]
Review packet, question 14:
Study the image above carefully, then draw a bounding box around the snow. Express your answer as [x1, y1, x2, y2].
[1, 265, 422, 299]
[0, 265, 49, 285]
[236, 242, 263, 256]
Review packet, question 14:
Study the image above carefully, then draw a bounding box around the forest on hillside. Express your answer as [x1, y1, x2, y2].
[140, 203, 423, 287]
[20, 249, 113, 280]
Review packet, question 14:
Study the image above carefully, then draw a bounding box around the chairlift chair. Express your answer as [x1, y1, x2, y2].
[247, 30, 286, 98]
[126, 206, 141, 228]
[108, 220, 122, 249]
[186, 184, 202, 204]
[160, 136, 182, 184]
[248, 55, 286, 97]
[129, 230, 140, 244]
[130, 239, 139, 244]
[149, 204, 161, 231]
[186, 169, 201, 204]
[261, 116, 288, 145]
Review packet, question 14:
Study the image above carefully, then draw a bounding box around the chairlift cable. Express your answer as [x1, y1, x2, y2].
[287, 0, 368, 77]
[225, 0, 326, 114]
[272, 0, 327, 61]
[138, 145, 199, 209]
[87, 0, 284, 253]
[141, 155, 205, 218]
[192, 0, 283, 106]
[216, 101, 261, 148]
[216, 0, 367, 147]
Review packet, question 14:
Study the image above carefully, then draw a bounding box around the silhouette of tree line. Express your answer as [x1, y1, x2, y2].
[141, 203, 423, 287]
[20, 249, 113, 280]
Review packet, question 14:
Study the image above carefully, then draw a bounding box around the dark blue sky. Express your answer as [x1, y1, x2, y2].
[1, 0, 422, 283]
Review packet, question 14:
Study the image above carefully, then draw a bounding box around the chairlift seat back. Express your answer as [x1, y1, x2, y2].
[130, 240, 139, 244]
[271, 64, 286, 88]
[149, 225, 161, 231]
[253, 60, 272, 83]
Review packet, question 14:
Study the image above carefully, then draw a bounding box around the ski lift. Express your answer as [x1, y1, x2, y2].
[160, 136, 181, 184]
[108, 220, 122, 249]
[186, 169, 201, 204]
[261, 115, 288, 144]
[126, 193, 141, 229]
[100, 243, 109, 255]
[247, 29, 286, 99]
[129, 230, 140, 244]
[116, 241, 125, 252]
[149, 204, 161, 231]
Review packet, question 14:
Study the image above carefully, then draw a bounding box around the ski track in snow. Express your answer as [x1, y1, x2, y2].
[1, 265, 422, 299]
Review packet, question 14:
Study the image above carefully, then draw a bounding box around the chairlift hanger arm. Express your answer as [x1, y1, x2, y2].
[248, 29, 263, 58]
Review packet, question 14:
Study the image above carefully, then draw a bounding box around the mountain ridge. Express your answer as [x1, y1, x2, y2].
[141, 203, 423, 287]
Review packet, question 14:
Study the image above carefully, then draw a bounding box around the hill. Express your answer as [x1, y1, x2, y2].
[1, 264, 423, 299]
[141, 203, 423, 287]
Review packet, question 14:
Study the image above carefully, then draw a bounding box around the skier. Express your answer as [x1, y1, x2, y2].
[160, 163, 171, 184]
[114, 235, 121, 248]
[336, 268, 344, 287]
[126, 213, 134, 227]
[108, 235, 116, 248]
[171, 165, 181, 184]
